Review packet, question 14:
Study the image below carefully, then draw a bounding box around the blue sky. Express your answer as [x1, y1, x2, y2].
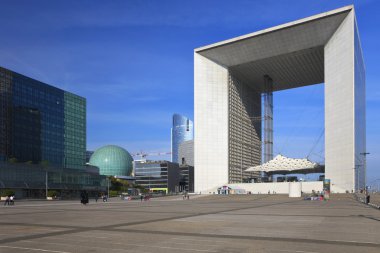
[0, 0, 379, 182]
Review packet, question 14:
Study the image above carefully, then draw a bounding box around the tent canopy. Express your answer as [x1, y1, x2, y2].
[245, 155, 324, 175]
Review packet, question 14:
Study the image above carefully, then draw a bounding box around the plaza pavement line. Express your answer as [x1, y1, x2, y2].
[0, 245, 71, 253]
[21, 239, 218, 253]
[112, 228, 380, 248]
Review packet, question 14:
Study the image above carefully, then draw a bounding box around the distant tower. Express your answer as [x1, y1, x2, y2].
[171, 114, 194, 163]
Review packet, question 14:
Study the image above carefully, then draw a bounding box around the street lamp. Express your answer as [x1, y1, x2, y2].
[107, 177, 110, 199]
[45, 169, 48, 199]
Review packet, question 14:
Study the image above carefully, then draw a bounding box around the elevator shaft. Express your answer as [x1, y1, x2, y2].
[263, 75, 273, 163]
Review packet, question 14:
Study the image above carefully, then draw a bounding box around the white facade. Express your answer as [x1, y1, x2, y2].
[194, 53, 229, 192]
[194, 6, 366, 193]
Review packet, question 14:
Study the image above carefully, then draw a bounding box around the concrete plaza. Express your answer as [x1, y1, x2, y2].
[0, 194, 379, 253]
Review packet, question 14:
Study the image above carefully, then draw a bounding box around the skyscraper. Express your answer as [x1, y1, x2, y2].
[0, 66, 86, 169]
[0, 66, 105, 198]
[171, 114, 193, 164]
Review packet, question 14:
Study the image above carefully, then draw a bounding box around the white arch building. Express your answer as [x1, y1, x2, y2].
[194, 5, 366, 193]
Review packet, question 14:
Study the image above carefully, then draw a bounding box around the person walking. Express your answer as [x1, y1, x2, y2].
[3, 196, 10, 206]
[95, 193, 98, 203]
[80, 191, 89, 205]
[10, 195, 14, 205]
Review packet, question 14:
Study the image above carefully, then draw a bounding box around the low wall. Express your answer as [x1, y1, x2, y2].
[228, 181, 323, 194]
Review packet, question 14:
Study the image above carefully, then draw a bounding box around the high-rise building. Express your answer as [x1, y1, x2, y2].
[0, 67, 105, 197]
[0, 67, 86, 169]
[171, 114, 193, 163]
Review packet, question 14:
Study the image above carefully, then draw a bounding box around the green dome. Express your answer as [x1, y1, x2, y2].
[89, 145, 133, 176]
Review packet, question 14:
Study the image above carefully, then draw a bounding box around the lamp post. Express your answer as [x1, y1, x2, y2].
[45, 169, 48, 199]
[148, 171, 151, 193]
[107, 177, 110, 199]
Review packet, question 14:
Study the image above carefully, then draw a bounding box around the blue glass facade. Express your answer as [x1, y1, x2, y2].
[0, 162, 106, 196]
[171, 114, 193, 164]
[0, 67, 85, 168]
[0, 67, 106, 197]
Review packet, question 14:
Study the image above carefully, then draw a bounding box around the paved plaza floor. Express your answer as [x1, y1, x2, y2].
[0, 194, 379, 253]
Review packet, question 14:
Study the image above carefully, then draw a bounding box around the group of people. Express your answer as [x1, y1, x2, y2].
[3, 195, 15, 206]
[81, 192, 110, 204]
[101, 194, 108, 202]
[140, 194, 150, 201]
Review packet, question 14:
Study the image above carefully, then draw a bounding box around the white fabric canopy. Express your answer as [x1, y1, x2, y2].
[245, 155, 319, 173]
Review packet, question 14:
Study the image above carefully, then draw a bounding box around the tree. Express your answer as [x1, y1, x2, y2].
[0, 189, 15, 197]
[109, 177, 130, 192]
[40, 160, 50, 167]
[9, 157, 18, 163]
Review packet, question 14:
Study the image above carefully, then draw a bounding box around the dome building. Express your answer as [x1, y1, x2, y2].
[89, 145, 133, 177]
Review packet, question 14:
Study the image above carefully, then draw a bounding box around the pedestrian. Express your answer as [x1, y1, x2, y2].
[10, 195, 14, 205]
[3, 196, 10, 206]
[140, 195, 143, 202]
[187, 194, 190, 200]
[95, 193, 98, 203]
[80, 191, 89, 205]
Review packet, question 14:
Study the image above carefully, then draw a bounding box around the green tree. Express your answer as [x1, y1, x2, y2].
[109, 177, 130, 192]
[40, 160, 50, 167]
[47, 190, 58, 198]
[9, 157, 18, 163]
[0, 189, 15, 196]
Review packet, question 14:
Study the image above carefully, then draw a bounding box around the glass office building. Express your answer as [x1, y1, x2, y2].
[86, 151, 94, 163]
[134, 160, 180, 193]
[179, 165, 194, 193]
[0, 67, 105, 197]
[0, 67, 85, 168]
[0, 162, 106, 198]
[171, 114, 193, 164]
